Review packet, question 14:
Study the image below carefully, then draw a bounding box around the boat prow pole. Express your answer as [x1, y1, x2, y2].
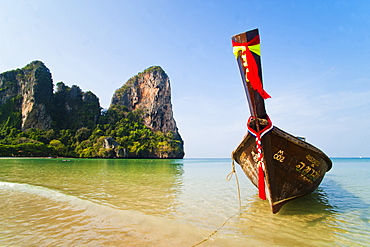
[231, 29, 277, 209]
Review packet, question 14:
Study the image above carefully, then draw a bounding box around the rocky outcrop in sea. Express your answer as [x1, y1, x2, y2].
[111, 66, 181, 136]
[110, 66, 184, 158]
[0, 61, 184, 159]
[0, 61, 53, 130]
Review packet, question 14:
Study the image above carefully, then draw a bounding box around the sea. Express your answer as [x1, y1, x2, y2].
[0, 157, 369, 246]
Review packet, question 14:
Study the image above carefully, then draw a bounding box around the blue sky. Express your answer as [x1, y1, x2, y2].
[1, 0, 370, 158]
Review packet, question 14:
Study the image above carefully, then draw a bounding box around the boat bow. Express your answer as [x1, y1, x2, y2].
[231, 29, 332, 213]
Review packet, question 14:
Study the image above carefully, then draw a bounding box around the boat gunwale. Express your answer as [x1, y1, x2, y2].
[233, 126, 332, 172]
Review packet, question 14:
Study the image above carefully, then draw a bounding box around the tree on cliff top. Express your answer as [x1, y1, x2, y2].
[0, 61, 184, 158]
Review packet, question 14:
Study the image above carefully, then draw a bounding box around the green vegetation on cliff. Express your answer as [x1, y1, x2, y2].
[0, 105, 183, 158]
[0, 61, 184, 158]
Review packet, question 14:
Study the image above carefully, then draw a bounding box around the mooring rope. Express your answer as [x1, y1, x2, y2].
[191, 158, 242, 247]
[191, 210, 240, 247]
[226, 158, 242, 209]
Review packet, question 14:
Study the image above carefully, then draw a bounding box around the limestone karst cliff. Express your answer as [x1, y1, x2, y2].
[0, 61, 101, 131]
[53, 82, 101, 130]
[0, 61, 53, 130]
[111, 66, 181, 135]
[110, 66, 184, 158]
[0, 61, 184, 159]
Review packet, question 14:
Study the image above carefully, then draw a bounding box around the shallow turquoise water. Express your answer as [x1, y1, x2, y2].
[0, 158, 369, 246]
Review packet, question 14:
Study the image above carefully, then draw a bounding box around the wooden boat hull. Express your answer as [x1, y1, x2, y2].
[232, 126, 332, 213]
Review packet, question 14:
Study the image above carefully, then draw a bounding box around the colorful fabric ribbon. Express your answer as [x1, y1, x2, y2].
[247, 116, 273, 200]
[247, 115, 274, 138]
[232, 35, 271, 99]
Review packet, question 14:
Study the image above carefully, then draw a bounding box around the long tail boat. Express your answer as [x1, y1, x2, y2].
[231, 29, 332, 213]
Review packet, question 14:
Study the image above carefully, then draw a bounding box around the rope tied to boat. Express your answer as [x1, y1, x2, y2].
[226, 157, 242, 209]
[247, 115, 273, 200]
[255, 132, 267, 200]
[191, 158, 242, 246]
[193, 116, 273, 246]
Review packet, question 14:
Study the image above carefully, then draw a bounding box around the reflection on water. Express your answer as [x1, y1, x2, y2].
[232, 189, 339, 246]
[230, 173, 370, 247]
[0, 181, 207, 246]
[280, 187, 335, 215]
[0, 158, 184, 215]
[0, 158, 370, 246]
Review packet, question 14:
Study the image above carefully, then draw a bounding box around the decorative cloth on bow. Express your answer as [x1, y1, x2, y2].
[247, 115, 274, 200]
[232, 35, 271, 99]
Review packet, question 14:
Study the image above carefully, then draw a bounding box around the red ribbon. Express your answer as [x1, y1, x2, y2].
[247, 116, 273, 201]
[232, 36, 271, 99]
[258, 164, 266, 200]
